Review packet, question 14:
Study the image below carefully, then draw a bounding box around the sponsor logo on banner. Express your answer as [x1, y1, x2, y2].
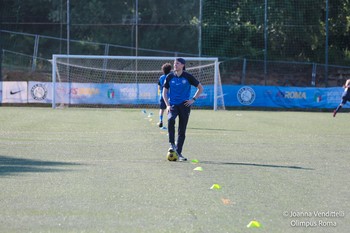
[31, 83, 48, 100]
[62, 87, 100, 99]
[107, 88, 115, 99]
[120, 87, 137, 100]
[237, 86, 255, 105]
[276, 91, 285, 98]
[276, 91, 306, 99]
[70, 88, 100, 96]
[198, 93, 208, 100]
[326, 91, 341, 104]
[10, 90, 22, 95]
[2, 81, 28, 103]
[314, 93, 322, 103]
[284, 91, 306, 99]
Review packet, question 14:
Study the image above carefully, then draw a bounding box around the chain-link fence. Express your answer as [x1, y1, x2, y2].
[1, 0, 350, 86]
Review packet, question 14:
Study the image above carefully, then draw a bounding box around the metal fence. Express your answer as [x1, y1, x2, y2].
[220, 59, 350, 87]
[1, 30, 350, 87]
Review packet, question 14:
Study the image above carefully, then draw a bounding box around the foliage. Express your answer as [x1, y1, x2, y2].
[1, 0, 350, 64]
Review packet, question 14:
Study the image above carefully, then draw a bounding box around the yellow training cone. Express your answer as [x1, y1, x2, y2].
[247, 220, 261, 228]
[191, 159, 199, 164]
[210, 184, 221, 190]
[193, 167, 203, 171]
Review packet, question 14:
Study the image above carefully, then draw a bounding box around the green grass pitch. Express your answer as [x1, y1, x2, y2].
[0, 107, 348, 232]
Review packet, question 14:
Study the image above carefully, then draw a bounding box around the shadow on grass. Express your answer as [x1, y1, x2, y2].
[201, 161, 314, 170]
[0, 155, 83, 176]
[188, 127, 243, 132]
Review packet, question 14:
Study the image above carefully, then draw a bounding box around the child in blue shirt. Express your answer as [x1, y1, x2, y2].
[333, 79, 350, 117]
[157, 63, 172, 127]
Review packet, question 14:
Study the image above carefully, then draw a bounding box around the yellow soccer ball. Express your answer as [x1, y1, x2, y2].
[167, 150, 178, 161]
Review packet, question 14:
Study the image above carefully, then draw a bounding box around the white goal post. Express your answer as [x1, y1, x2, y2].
[51, 55, 225, 110]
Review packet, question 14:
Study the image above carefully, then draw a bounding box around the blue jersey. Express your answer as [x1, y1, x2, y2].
[163, 71, 200, 105]
[158, 74, 167, 100]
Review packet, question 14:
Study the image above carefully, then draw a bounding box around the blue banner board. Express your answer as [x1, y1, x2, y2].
[1, 81, 348, 109]
[54, 83, 159, 105]
[220, 85, 347, 109]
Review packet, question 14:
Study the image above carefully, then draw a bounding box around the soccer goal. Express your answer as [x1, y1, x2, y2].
[51, 55, 225, 110]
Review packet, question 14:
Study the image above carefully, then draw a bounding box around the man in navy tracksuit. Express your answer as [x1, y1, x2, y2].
[162, 58, 203, 161]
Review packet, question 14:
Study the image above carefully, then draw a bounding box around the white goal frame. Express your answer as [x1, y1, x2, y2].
[51, 55, 223, 110]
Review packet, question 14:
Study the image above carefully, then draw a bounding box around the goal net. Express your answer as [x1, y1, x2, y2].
[51, 55, 225, 110]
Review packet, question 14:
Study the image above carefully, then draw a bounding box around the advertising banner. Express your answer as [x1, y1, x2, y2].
[1, 81, 28, 103]
[54, 83, 159, 105]
[28, 82, 53, 103]
[222, 85, 346, 109]
[191, 85, 213, 107]
[0, 82, 346, 109]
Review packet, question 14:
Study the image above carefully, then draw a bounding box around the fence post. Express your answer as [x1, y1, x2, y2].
[102, 44, 110, 81]
[104, 44, 110, 56]
[311, 63, 316, 86]
[0, 48, 2, 83]
[242, 58, 247, 85]
[325, 0, 329, 87]
[264, 0, 268, 85]
[32, 35, 40, 71]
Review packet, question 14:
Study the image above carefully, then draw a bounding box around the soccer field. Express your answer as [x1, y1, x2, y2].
[0, 107, 348, 233]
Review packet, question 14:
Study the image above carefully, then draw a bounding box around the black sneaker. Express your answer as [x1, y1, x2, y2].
[178, 154, 187, 162]
[157, 121, 163, 127]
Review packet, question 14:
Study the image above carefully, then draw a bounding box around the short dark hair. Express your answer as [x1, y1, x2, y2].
[162, 63, 172, 75]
